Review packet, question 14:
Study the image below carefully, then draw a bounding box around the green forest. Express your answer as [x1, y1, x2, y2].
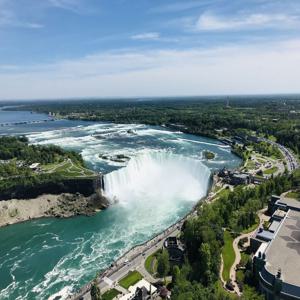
[0, 136, 95, 199]
[2, 97, 300, 298]
[0, 136, 83, 165]
[11, 96, 300, 155]
[171, 170, 300, 300]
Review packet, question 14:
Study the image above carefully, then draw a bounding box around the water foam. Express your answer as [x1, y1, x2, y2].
[104, 151, 211, 205]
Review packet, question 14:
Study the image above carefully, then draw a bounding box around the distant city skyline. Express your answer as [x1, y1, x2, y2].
[1, 0, 300, 100]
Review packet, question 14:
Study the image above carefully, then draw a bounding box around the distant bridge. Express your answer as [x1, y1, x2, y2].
[0, 118, 55, 127]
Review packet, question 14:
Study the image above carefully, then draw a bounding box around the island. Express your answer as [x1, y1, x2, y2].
[203, 150, 215, 159]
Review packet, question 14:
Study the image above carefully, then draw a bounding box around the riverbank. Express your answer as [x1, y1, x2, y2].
[69, 174, 216, 300]
[0, 192, 108, 228]
[0, 118, 242, 300]
[69, 136, 296, 300]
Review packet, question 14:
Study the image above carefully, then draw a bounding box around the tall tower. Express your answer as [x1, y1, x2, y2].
[226, 97, 230, 108]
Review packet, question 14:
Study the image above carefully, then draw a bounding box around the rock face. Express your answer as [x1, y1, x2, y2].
[0, 192, 110, 227]
[45, 192, 109, 218]
[0, 173, 110, 227]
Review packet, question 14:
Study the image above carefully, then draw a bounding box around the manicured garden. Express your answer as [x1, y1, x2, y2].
[119, 270, 143, 289]
[102, 288, 120, 300]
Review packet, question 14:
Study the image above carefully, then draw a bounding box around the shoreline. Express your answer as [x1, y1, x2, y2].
[0, 115, 242, 299]
[69, 174, 217, 300]
[0, 192, 108, 228]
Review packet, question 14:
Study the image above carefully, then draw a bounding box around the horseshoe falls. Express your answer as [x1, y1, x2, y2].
[104, 151, 211, 205]
[0, 120, 241, 300]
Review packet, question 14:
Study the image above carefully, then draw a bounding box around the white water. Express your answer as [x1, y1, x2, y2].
[0, 122, 241, 300]
[104, 151, 211, 205]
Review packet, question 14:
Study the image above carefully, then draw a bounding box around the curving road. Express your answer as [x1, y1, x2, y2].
[69, 221, 184, 300]
[259, 138, 299, 172]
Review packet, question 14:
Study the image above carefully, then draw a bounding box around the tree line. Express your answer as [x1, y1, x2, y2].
[170, 171, 299, 299]
[0, 136, 83, 165]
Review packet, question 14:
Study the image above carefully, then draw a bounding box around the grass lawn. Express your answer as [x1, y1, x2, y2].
[257, 158, 266, 164]
[102, 288, 120, 300]
[41, 162, 61, 171]
[145, 250, 160, 275]
[222, 231, 235, 282]
[45, 160, 96, 178]
[286, 191, 300, 201]
[119, 271, 143, 289]
[246, 159, 256, 170]
[264, 166, 278, 175]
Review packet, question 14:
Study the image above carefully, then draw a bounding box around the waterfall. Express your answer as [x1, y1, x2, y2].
[103, 151, 211, 205]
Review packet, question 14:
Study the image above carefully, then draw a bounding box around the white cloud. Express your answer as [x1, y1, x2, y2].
[48, 0, 78, 9]
[131, 32, 161, 41]
[0, 9, 43, 28]
[150, 1, 213, 13]
[196, 12, 299, 31]
[47, 0, 90, 14]
[1, 39, 300, 100]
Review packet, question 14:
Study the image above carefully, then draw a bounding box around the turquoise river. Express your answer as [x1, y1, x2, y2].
[0, 110, 241, 300]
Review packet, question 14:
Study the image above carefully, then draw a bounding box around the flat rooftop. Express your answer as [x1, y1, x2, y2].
[265, 209, 300, 286]
[268, 220, 281, 233]
[279, 197, 300, 210]
[272, 209, 286, 219]
[256, 230, 274, 241]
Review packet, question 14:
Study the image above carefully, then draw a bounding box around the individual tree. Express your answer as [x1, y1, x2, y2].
[157, 249, 170, 280]
[90, 279, 101, 300]
[199, 243, 212, 285]
[172, 265, 181, 284]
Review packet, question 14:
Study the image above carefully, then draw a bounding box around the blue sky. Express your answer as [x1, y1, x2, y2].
[0, 0, 300, 99]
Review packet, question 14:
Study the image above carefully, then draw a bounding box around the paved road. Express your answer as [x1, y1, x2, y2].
[259, 138, 299, 172]
[70, 222, 183, 300]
